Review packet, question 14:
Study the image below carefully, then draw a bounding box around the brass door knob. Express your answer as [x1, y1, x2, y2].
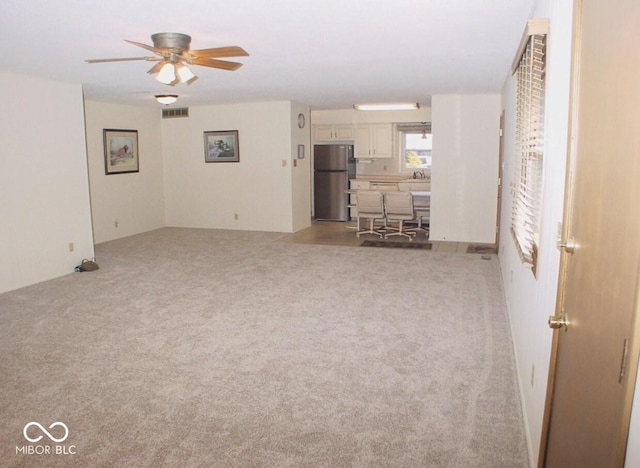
[557, 236, 577, 254]
[548, 311, 569, 331]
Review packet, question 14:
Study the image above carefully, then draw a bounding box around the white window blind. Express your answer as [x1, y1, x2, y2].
[511, 19, 548, 275]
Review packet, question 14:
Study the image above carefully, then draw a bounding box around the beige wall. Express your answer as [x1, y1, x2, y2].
[430, 94, 501, 243]
[290, 102, 312, 232]
[162, 101, 304, 232]
[84, 101, 166, 244]
[311, 108, 431, 126]
[0, 72, 94, 294]
[85, 100, 309, 241]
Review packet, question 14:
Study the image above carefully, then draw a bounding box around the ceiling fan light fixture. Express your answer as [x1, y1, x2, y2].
[176, 64, 198, 85]
[155, 62, 177, 85]
[86, 33, 248, 89]
[354, 103, 420, 111]
[155, 94, 178, 105]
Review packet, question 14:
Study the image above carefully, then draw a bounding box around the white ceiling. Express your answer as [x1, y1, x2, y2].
[0, 0, 534, 110]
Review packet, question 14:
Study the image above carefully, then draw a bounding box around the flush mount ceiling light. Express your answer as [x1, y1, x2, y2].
[155, 94, 178, 105]
[354, 103, 420, 111]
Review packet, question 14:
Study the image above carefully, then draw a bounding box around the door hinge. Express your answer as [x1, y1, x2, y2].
[619, 338, 630, 383]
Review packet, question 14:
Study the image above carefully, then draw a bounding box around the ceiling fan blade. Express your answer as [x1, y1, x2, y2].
[190, 57, 243, 71]
[189, 46, 249, 58]
[124, 39, 161, 54]
[147, 62, 165, 74]
[85, 56, 157, 63]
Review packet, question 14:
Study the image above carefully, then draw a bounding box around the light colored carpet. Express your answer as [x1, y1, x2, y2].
[0, 227, 527, 467]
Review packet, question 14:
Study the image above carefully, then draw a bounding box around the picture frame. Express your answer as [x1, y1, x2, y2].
[103, 129, 139, 174]
[204, 130, 240, 163]
[297, 144, 305, 159]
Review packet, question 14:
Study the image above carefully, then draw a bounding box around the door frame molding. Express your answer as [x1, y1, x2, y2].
[537, 0, 582, 458]
[495, 111, 504, 248]
[621, 272, 640, 461]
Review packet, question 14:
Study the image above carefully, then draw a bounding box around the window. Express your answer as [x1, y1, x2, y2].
[510, 19, 548, 275]
[398, 123, 432, 172]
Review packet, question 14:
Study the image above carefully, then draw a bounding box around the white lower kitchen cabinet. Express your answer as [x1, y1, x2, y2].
[349, 180, 370, 218]
[397, 181, 430, 191]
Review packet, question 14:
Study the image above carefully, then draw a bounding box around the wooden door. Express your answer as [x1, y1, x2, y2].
[541, 0, 640, 466]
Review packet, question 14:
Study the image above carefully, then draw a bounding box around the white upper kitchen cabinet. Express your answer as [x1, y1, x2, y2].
[313, 124, 355, 142]
[355, 124, 392, 158]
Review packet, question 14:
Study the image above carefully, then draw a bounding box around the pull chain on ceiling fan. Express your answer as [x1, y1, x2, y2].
[86, 32, 249, 86]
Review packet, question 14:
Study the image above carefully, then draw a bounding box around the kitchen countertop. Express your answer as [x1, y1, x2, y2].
[352, 176, 431, 184]
[352, 175, 429, 182]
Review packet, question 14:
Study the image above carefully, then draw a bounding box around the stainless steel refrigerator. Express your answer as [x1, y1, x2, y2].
[313, 144, 356, 221]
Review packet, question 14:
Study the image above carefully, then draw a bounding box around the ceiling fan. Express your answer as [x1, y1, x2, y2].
[86, 32, 249, 86]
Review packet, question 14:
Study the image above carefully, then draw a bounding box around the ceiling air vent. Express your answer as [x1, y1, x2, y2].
[162, 107, 189, 119]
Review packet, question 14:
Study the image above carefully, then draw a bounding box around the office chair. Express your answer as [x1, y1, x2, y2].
[384, 191, 416, 240]
[356, 190, 385, 238]
[409, 193, 430, 237]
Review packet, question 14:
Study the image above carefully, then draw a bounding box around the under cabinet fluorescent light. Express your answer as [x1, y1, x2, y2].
[354, 103, 420, 111]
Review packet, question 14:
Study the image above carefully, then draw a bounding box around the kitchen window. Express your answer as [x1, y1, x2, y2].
[398, 123, 432, 173]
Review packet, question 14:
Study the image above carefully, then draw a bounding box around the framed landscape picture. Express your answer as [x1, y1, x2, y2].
[103, 129, 139, 174]
[204, 130, 239, 163]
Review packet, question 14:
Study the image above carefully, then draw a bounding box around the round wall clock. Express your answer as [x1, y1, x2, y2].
[297, 113, 305, 128]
